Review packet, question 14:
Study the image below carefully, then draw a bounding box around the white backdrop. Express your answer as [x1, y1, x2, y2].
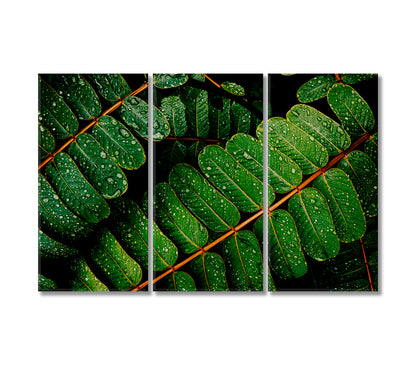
[1, 1, 415, 373]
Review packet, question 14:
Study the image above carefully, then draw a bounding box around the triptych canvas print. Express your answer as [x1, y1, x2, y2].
[38, 73, 378, 292]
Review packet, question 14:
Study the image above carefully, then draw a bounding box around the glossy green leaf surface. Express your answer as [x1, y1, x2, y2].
[154, 74, 188, 89]
[92, 115, 146, 170]
[118, 96, 149, 139]
[230, 102, 251, 134]
[198, 145, 274, 212]
[118, 76, 132, 100]
[69, 257, 109, 292]
[255, 210, 307, 280]
[209, 97, 230, 139]
[262, 118, 329, 174]
[38, 174, 92, 242]
[221, 81, 245, 96]
[48, 74, 101, 120]
[328, 83, 375, 136]
[337, 151, 378, 217]
[108, 198, 177, 272]
[90, 74, 124, 101]
[340, 74, 377, 84]
[68, 133, 127, 199]
[189, 253, 229, 291]
[190, 74, 205, 82]
[287, 104, 351, 156]
[297, 74, 337, 103]
[39, 77, 78, 138]
[153, 105, 171, 141]
[45, 153, 110, 223]
[164, 271, 196, 291]
[222, 231, 263, 291]
[169, 163, 240, 232]
[288, 188, 339, 260]
[180, 87, 209, 138]
[154, 182, 208, 254]
[161, 96, 187, 137]
[38, 275, 57, 291]
[38, 123, 55, 160]
[313, 168, 366, 242]
[364, 133, 378, 163]
[226, 133, 301, 194]
[90, 229, 142, 290]
[39, 228, 78, 259]
[268, 145, 302, 193]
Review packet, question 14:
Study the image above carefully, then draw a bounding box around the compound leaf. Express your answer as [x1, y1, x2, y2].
[337, 151, 378, 217]
[90, 229, 142, 290]
[38, 174, 93, 242]
[39, 77, 78, 138]
[92, 115, 146, 170]
[154, 182, 208, 254]
[154, 74, 188, 89]
[262, 117, 329, 174]
[313, 168, 366, 242]
[160, 96, 187, 137]
[169, 163, 240, 232]
[328, 83, 375, 136]
[221, 81, 245, 96]
[288, 188, 339, 261]
[297, 74, 337, 103]
[38, 228, 78, 260]
[45, 152, 110, 223]
[287, 104, 351, 156]
[180, 87, 209, 138]
[48, 74, 101, 120]
[189, 252, 229, 291]
[198, 145, 274, 212]
[68, 133, 127, 199]
[69, 257, 109, 292]
[255, 210, 307, 280]
[90, 74, 124, 101]
[222, 231, 263, 291]
[38, 123, 55, 160]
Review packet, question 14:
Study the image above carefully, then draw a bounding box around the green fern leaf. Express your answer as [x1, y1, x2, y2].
[337, 151, 378, 217]
[89, 229, 142, 290]
[222, 231, 263, 291]
[288, 188, 340, 261]
[154, 74, 188, 89]
[69, 257, 109, 292]
[263, 117, 329, 174]
[328, 84, 375, 136]
[38, 123, 55, 160]
[198, 145, 274, 212]
[169, 163, 240, 232]
[48, 74, 101, 120]
[297, 74, 337, 103]
[39, 77, 78, 138]
[313, 168, 366, 242]
[287, 104, 351, 156]
[164, 271, 196, 291]
[254, 210, 307, 280]
[189, 253, 229, 291]
[45, 153, 110, 223]
[92, 115, 146, 170]
[90, 74, 125, 101]
[38, 274, 58, 291]
[160, 96, 187, 137]
[68, 133, 127, 199]
[154, 182, 208, 254]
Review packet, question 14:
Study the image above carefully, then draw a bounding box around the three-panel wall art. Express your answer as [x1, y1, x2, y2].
[38, 74, 378, 292]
